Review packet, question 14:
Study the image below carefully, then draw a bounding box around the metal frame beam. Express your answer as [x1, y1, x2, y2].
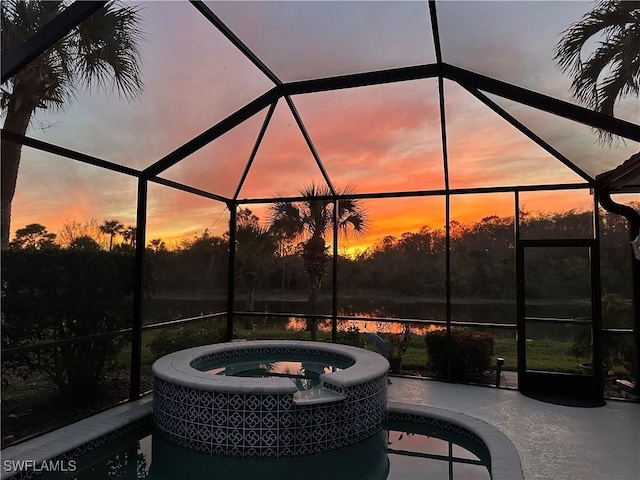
[143, 88, 281, 178]
[226, 202, 237, 341]
[283, 64, 439, 96]
[1, 130, 140, 178]
[189, 1, 282, 86]
[139, 61, 637, 192]
[332, 199, 339, 343]
[461, 86, 594, 183]
[285, 95, 335, 195]
[150, 177, 229, 203]
[236, 182, 590, 205]
[444, 64, 640, 142]
[1, 1, 105, 83]
[233, 101, 279, 200]
[129, 177, 147, 400]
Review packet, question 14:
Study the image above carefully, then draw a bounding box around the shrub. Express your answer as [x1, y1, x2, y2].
[336, 325, 365, 348]
[148, 323, 226, 360]
[425, 327, 494, 380]
[386, 324, 411, 359]
[2, 249, 135, 402]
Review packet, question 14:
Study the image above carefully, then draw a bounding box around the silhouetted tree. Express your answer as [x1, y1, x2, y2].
[235, 208, 276, 311]
[68, 235, 101, 251]
[1, 1, 144, 249]
[58, 219, 107, 249]
[178, 229, 228, 293]
[269, 184, 367, 339]
[100, 219, 124, 251]
[122, 225, 136, 247]
[148, 238, 167, 253]
[8, 223, 57, 250]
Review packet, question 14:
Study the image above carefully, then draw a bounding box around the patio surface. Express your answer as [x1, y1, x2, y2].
[388, 377, 640, 480]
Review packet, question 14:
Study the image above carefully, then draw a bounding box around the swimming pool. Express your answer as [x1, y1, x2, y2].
[42, 418, 491, 480]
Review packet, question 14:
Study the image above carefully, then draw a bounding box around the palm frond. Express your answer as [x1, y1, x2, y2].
[555, 0, 638, 72]
[555, 0, 639, 142]
[268, 202, 305, 239]
[268, 183, 368, 244]
[2, 0, 144, 115]
[595, 31, 640, 115]
[74, 1, 145, 100]
[573, 35, 625, 109]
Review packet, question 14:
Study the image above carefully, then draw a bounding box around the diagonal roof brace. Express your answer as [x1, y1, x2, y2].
[443, 64, 640, 142]
[143, 62, 637, 184]
[142, 87, 282, 179]
[462, 85, 595, 184]
[189, 0, 282, 87]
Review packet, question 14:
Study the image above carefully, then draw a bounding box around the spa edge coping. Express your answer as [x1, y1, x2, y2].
[387, 402, 525, 480]
[151, 340, 390, 394]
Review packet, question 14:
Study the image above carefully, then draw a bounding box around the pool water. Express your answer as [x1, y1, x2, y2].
[195, 355, 353, 391]
[42, 420, 491, 480]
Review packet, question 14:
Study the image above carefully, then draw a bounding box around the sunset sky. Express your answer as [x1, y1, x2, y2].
[7, 1, 639, 250]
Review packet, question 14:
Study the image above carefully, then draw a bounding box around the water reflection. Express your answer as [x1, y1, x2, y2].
[207, 360, 345, 391]
[145, 297, 590, 345]
[150, 429, 389, 480]
[286, 317, 442, 336]
[46, 423, 491, 480]
[147, 297, 588, 328]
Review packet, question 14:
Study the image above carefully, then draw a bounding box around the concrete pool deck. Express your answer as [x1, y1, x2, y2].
[2, 377, 638, 479]
[388, 377, 640, 480]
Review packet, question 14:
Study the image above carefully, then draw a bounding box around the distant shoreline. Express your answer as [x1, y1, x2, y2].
[148, 290, 598, 306]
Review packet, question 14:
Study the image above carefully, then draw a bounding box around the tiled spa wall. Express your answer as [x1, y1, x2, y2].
[153, 374, 387, 458]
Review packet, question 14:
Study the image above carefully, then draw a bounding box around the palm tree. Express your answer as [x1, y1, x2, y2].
[268, 184, 367, 340]
[1, 0, 144, 249]
[99, 219, 123, 251]
[122, 225, 136, 248]
[555, 1, 640, 131]
[148, 238, 166, 253]
[235, 208, 276, 312]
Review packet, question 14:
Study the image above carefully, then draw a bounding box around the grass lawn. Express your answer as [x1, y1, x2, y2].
[135, 326, 589, 374]
[117, 324, 629, 379]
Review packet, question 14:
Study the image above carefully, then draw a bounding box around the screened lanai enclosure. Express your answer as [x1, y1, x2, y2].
[1, 0, 639, 446]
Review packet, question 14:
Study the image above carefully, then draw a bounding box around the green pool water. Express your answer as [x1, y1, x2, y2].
[41, 420, 491, 480]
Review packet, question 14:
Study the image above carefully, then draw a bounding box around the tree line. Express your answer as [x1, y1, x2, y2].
[6, 203, 636, 306]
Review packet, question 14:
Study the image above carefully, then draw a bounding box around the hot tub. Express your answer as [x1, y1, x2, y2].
[152, 340, 389, 458]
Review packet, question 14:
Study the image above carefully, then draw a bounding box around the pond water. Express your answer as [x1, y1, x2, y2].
[145, 296, 591, 341]
[146, 296, 590, 326]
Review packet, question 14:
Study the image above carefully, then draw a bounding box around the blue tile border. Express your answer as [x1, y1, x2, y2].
[153, 374, 387, 457]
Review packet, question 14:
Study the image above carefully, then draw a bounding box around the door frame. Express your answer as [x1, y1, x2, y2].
[516, 238, 603, 400]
